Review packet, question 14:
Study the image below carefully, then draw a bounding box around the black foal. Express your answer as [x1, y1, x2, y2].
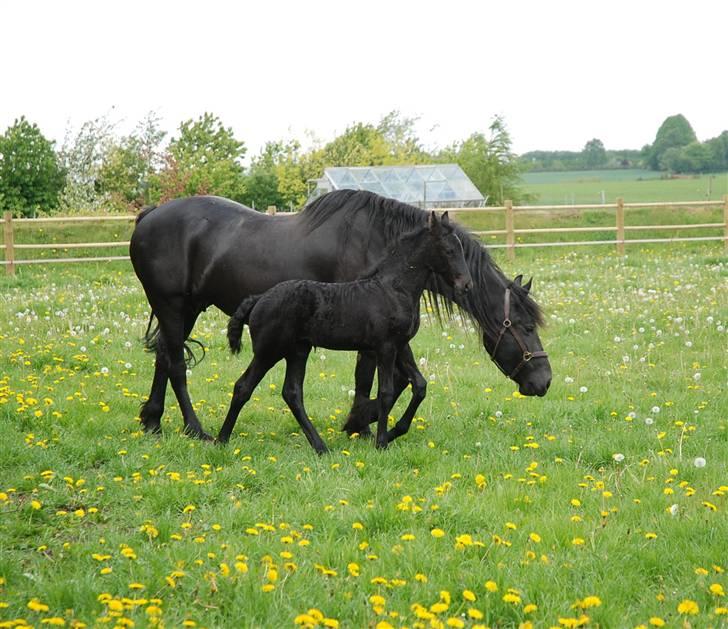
[217, 212, 472, 452]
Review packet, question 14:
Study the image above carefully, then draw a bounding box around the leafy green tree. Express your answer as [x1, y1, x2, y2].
[153, 113, 246, 202]
[437, 116, 527, 205]
[242, 140, 300, 210]
[377, 111, 427, 164]
[318, 122, 390, 167]
[58, 115, 117, 212]
[97, 112, 166, 210]
[582, 138, 607, 168]
[647, 114, 697, 170]
[705, 131, 728, 172]
[0, 117, 66, 217]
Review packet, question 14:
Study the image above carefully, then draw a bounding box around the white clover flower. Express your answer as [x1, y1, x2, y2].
[348, 389, 355, 398]
[685, 341, 693, 348]
[693, 457, 706, 468]
[644, 417, 654, 425]
[579, 386, 588, 393]
[564, 376, 574, 384]
[669, 504, 679, 517]
[612, 453, 625, 462]
[651, 406, 660, 414]
[613, 336, 622, 343]
[186, 369, 192, 377]
[495, 410, 503, 418]
[125, 362, 132, 369]
[100, 366, 109, 374]
[693, 372, 701, 381]
[418, 357, 427, 367]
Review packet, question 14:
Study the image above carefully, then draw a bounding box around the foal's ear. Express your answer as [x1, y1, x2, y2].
[513, 274, 523, 286]
[523, 277, 533, 293]
[427, 211, 439, 230]
[441, 211, 450, 227]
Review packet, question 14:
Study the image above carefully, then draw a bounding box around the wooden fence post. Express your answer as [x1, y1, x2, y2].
[616, 197, 625, 255]
[266, 205, 277, 215]
[505, 199, 515, 261]
[3, 211, 14, 276]
[724, 195, 728, 250]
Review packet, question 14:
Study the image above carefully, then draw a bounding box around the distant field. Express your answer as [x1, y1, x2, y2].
[521, 169, 728, 205]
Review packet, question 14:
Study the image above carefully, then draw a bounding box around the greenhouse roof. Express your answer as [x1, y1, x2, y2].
[314, 164, 484, 207]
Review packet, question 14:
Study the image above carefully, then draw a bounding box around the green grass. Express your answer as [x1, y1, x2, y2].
[1, 245, 727, 628]
[521, 169, 728, 206]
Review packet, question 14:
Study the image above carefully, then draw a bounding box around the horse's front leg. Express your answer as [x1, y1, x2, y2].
[374, 348, 397, 450]
[387, 345, 427, 443]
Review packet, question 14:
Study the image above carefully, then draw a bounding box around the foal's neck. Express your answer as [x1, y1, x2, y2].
[375, 238, 433, 297]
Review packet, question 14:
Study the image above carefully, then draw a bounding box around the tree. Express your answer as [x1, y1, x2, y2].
[582, 138, 607, 168]
[153, 113, 246, 202]
[437, 116, 527, 205]
[377, 111, 427, 164]
[96, 112, 166, 210]
[58, 115, 117, 212]
[647, 114, 697, 170]
[0, 117, 66, 217]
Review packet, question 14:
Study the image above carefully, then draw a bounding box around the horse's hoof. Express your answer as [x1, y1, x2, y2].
[375, 438, 389, 450]
[141, 421, 162, 434]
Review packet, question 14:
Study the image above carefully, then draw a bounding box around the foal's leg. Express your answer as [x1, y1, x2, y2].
[375, 347, 398, 450]
[342, 352, 410, 436]
[387, 345, 428, 443]
[155, 303, 211, 440]
[140, 309, 200, 434]
[217, 354, 277, 444]
[342, 352, 377, 436]
[282, 344, 328, 455]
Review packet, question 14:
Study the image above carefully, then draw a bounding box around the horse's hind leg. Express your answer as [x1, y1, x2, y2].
[217, 354, 277, 444]
[282, 344, 328, 455]
[386, 345, 427, 443]
[154, 301, 211, 440]
[139, 309, 200, 435]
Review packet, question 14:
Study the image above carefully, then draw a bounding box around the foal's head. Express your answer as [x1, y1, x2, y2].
[417, 212, 473, 295]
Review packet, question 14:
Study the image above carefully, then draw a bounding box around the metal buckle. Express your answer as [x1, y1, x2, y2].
[523, 351, 532, 362]
[503, 319, 512, 328]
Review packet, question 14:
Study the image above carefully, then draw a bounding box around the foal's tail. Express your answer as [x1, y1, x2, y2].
[228, 296, 261, 354]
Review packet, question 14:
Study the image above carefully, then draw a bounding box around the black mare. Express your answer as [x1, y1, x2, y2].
[218, 212, 472, 452]
[129, 190, 551, 440]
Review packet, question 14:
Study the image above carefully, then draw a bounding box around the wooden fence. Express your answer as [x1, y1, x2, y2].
[2, 197, 727, 275]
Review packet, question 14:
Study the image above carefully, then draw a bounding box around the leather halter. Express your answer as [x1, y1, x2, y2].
[490, 287, 548, 379]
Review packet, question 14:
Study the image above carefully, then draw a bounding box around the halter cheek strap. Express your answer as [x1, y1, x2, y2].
[490, 288, 548, 380]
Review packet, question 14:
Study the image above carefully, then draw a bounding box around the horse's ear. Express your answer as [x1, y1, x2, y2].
[513, 274, 523, 286]
[428, 211, 441, 231]
[523, 277, 533, 293]
[441, 211, 450, 226]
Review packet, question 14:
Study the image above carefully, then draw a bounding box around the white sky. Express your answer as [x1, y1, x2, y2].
[2, 0, 726, 157]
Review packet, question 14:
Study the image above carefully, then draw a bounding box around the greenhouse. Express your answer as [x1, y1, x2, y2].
[309, 164, 485, 208]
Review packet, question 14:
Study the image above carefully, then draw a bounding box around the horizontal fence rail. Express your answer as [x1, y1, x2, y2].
[3, 196, 728, 274]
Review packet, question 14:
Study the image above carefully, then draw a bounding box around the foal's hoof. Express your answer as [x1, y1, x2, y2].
[184, 426, 214, 441]
[140, 420, 162, 434]
[375, 437, 389, 450]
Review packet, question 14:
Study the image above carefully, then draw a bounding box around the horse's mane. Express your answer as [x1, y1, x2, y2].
[299, 189, 544, 338]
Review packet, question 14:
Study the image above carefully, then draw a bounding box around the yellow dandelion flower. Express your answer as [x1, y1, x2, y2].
[503, 593, 521, 605]
[27, 598, 50, 612]
[430, 528, 445, 538]
[709, 583, 725, 597]
[484, 580, 498, 592]
[523, 603, 538, 613]
[677, 599, 699, 615]
[41, 618, 66, 626]
[528, 532, 541, 543]
[467, 608, 484, 619]
[446, 618, 465, 628]
[463, 589, 476, 602]
[648, 617, 666, 626]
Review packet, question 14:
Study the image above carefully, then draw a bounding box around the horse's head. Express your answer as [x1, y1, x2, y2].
[426, 211, 473, 296]
[483, 275, 551, 397]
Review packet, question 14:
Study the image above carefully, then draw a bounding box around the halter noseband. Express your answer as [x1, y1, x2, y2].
[490, 287, 548, 380]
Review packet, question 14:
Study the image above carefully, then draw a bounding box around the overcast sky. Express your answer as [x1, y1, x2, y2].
[2, 0, 726, 157]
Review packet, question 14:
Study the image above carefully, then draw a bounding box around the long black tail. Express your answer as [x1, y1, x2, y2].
[142, 311, 205, 367]
[228, 296, 261, 354]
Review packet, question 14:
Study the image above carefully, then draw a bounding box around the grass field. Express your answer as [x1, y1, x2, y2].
[1, 242, 726, 628]
[521, 169, 728, 206]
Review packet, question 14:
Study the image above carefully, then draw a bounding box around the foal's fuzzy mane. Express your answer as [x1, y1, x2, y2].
[299, 189, 543, 338]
